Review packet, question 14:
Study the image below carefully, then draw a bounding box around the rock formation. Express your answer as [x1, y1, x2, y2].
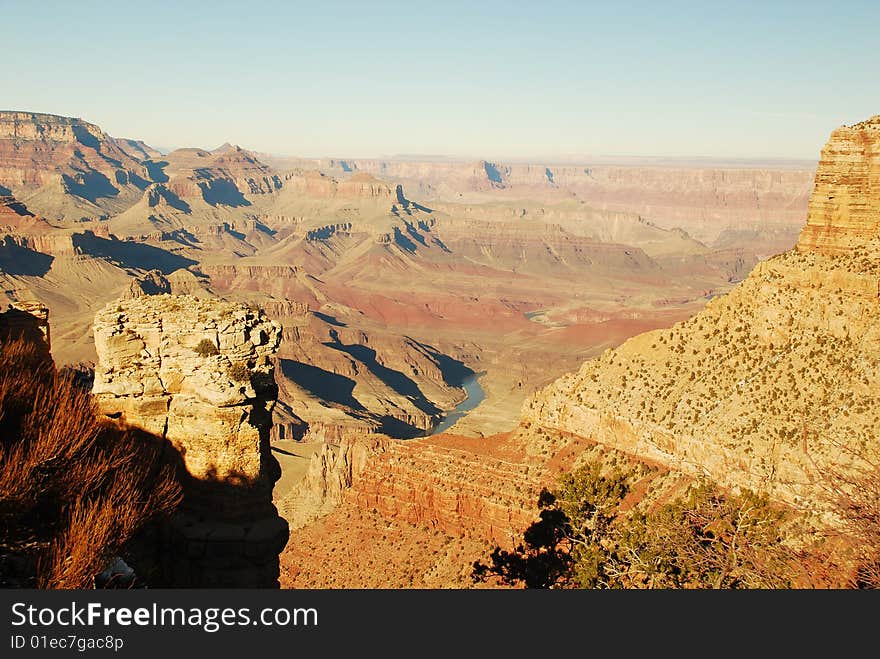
[280, 430, 542, 541]
[0, 111, 152, 221]
[93, 294, 282, 486]
[797, 115, 880, 253]
[92, 295, 288, 586]
[275, 118, 875, 587]
[0, 195, 50, 232]
[123, 270, 173, 298]
[311, 156, 814, 253]
[0, 109, 815, 457]
[278, 429, 547, 587]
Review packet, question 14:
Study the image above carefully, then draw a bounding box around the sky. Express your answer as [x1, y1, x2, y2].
[2, 0, 879, 161]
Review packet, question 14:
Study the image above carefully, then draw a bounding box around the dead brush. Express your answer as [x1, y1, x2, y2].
[0, 336, 182, 589]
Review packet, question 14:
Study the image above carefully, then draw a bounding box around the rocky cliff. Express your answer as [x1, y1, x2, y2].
[797, 116, 880, 254]
[0, 112, 284, 228]
[280, 432, 542, 541]
[0, 195, 50, 232]
[0, 111, 152, 221]
[317, 156, 814, 252]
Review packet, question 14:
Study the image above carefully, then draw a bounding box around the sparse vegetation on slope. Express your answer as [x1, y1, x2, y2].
[525, 242, 880, 507]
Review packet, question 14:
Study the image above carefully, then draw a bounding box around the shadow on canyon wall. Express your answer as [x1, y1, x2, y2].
[312, 310, 347, 327]
[143, 159, 170, 183]
[0, 239, 53, 276]
[106, 422, 289, 589]
[280, 358, 365, 411]
[199, 179, 251, 207]
[154, 186, 192, 213]
[73, 231, 197, 272]
[62, 171, 121, 203]
[326, 336, 443, 418]
[279, 342, 477, 440]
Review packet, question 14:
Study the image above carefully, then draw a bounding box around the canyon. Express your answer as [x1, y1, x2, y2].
[0, 109, 843, 588]
[280, 115, 880, 587]
[0, 110, 812, 448]
[524, 115, 880, 505]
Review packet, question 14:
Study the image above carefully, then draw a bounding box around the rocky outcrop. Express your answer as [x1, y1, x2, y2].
[319, 157, 814, 247]
[282, 431, 546, 546]
[260, 298, 309, 319]
[0, 195, 49, 232]
[348, 436, 543, 543]
[159, 146, 280, 202]
[279, 434, 386, 528]
[0, 231, 78, 257]
[91, 295, 287, 586]
[200, 263, 301, 283]
[282, 170, 396, 199]
[337, 173, 397, 198]
[122, 269, 214, 299]
[92, 295, 282, 484]
[124, 270, 172, 298]
[797, 116, 880, 253]
[211, 146, 281, 195]
[523, 244, 880, 511]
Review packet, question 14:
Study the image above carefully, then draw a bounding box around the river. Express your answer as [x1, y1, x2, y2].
[429, 372, 486, 435]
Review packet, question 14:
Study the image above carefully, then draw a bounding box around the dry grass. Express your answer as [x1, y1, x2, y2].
[0, 337, 181, 589]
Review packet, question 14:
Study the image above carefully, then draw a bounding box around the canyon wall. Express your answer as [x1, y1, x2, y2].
[318, 157, 815, 248]
[0, 111, 151, 220]
[281, 432, 546, 544]
[797, 116, 880, 253]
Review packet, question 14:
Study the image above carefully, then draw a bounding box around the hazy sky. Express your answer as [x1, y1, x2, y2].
[3, 0, 878, 160]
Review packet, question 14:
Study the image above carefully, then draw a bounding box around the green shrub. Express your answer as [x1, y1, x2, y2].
[227, 362, 250, 382]
[472, 460, 796, 589]
[193, 339, 220, 357]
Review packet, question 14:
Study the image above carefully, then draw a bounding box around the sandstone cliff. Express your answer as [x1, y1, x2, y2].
[0, 111, 152, 221]
[315, 156, 814, 252]
[797, 116, 880, 253]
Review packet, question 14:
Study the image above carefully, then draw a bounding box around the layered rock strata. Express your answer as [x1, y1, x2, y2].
[797, 116, 880, 253]
[281, 432, 546, 544]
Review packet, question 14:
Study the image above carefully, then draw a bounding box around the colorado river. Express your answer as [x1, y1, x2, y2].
[429, 372, 486, 435]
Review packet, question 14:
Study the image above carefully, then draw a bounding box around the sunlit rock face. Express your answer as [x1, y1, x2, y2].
[92, 294, 282, 485]
[798, 116, 880, 254]
[524, 115, 880, 511]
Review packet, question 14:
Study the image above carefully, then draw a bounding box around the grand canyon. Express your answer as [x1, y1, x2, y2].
[2, 107, 879, 589]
